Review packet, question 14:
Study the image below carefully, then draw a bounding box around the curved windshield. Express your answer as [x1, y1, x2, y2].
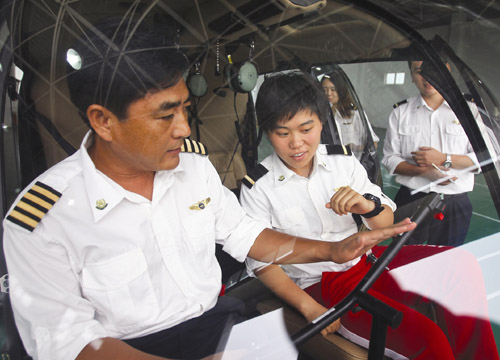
[1, 1, 499, 359]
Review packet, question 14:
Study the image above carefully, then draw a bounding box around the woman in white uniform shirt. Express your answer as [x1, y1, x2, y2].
[321, 70, 379, 159]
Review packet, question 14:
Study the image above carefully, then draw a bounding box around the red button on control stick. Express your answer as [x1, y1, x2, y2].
[434, 212, 444, 221]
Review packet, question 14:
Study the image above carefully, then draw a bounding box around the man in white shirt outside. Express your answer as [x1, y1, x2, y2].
[382, 59, 480, 246]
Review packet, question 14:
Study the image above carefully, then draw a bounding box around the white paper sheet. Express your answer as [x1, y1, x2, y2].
[221, 308, 298, 360]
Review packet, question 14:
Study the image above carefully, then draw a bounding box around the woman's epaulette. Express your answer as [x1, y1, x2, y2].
[242, 164, 269, 189]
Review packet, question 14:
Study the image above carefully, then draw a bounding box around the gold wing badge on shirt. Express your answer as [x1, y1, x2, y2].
[189, 197, 211, 210]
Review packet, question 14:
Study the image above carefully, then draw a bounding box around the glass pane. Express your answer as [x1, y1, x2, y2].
[1, 0, 499, 358]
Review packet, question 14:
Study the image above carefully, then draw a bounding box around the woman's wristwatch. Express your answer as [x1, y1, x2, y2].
[361, 193, 385, 218]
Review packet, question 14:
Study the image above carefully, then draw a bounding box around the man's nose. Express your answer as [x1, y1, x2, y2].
[173, 114, 191, 139]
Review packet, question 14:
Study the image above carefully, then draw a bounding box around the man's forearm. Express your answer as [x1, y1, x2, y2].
[394, 161, 426, 176]
[449, 154, 475, 170]
[248, 228, 333, 265]
[248, 219, 416, 265]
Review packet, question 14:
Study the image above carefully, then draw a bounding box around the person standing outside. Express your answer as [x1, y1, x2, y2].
[321, 70, 379, 158]
[382, 60, 480, 246]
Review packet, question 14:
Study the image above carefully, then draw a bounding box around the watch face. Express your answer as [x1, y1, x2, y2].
[444, 161, 452, 169]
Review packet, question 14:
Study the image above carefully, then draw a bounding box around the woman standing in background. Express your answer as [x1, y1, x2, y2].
[321, 70, 379, 158]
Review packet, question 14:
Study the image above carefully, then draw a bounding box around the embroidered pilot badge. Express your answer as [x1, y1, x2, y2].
[95, 199, 108, 210]
[7, 181, 62, 232]
[189, 197, 211, 210]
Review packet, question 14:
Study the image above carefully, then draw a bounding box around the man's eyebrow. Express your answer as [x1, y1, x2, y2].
[158, 97, 191, 111]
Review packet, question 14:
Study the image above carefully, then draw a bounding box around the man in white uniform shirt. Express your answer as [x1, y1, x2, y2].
[382, 60, 480, 246]
[1, 20, 415, 360]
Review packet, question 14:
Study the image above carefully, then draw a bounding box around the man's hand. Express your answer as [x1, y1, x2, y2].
[326, 186, 374, 215]
[331, 218, 416, 264]
[411, 146, 445, 167]
[420, 166, 457, 185]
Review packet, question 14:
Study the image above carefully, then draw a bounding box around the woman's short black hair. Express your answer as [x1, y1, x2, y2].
[255, 72, 330, 133]
[66, 18, 189, 125]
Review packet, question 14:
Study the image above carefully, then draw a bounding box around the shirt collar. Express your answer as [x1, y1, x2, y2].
[270, 146, 331, 186]
[316, 144, 334, 173]
[80, 131, 127, 222]
[414, 94, 450, 112]
[79, 132, 184, 222]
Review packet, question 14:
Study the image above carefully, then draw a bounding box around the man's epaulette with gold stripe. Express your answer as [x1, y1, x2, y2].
[326, 144, 352, 156]
[7, 181, 62, 232]
[181, 138, 208, 155]
[242, 164, 269, 189]
[393, 99, 408, 109]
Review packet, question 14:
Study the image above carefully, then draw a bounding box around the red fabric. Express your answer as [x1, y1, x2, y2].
[310, 245, 499, 360]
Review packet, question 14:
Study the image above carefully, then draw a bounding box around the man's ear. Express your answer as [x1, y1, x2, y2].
[87, 105, 117, 142]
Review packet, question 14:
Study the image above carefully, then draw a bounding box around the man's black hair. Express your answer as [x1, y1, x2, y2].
[66, 18, 189, 125]
[406, 39, 449, 70]
[255, 72, 329, 133]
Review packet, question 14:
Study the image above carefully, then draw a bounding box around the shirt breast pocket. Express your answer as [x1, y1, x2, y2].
[182, 210, 216, 239]
[271, 206, 307, 236]
[82, 248, 159, 330]
[182, 210, 216, 264]
[398, 125, 421, 158]
[445, 123, 468, 152]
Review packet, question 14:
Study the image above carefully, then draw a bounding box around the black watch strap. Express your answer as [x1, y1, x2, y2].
[361, 193, 385, 218]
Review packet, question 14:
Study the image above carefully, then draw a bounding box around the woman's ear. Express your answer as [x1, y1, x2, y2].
[87, 105, 117, 142]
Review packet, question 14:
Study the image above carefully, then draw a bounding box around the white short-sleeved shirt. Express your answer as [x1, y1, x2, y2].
[240, 144, 395, 289]
[335, 109, 380, 150]
[3, 132, 267, 360]
[382, 95, 480, 194]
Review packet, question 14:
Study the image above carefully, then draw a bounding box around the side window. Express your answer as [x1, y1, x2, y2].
[2, 63, 24, 211]
[342, 60, 500, 247]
